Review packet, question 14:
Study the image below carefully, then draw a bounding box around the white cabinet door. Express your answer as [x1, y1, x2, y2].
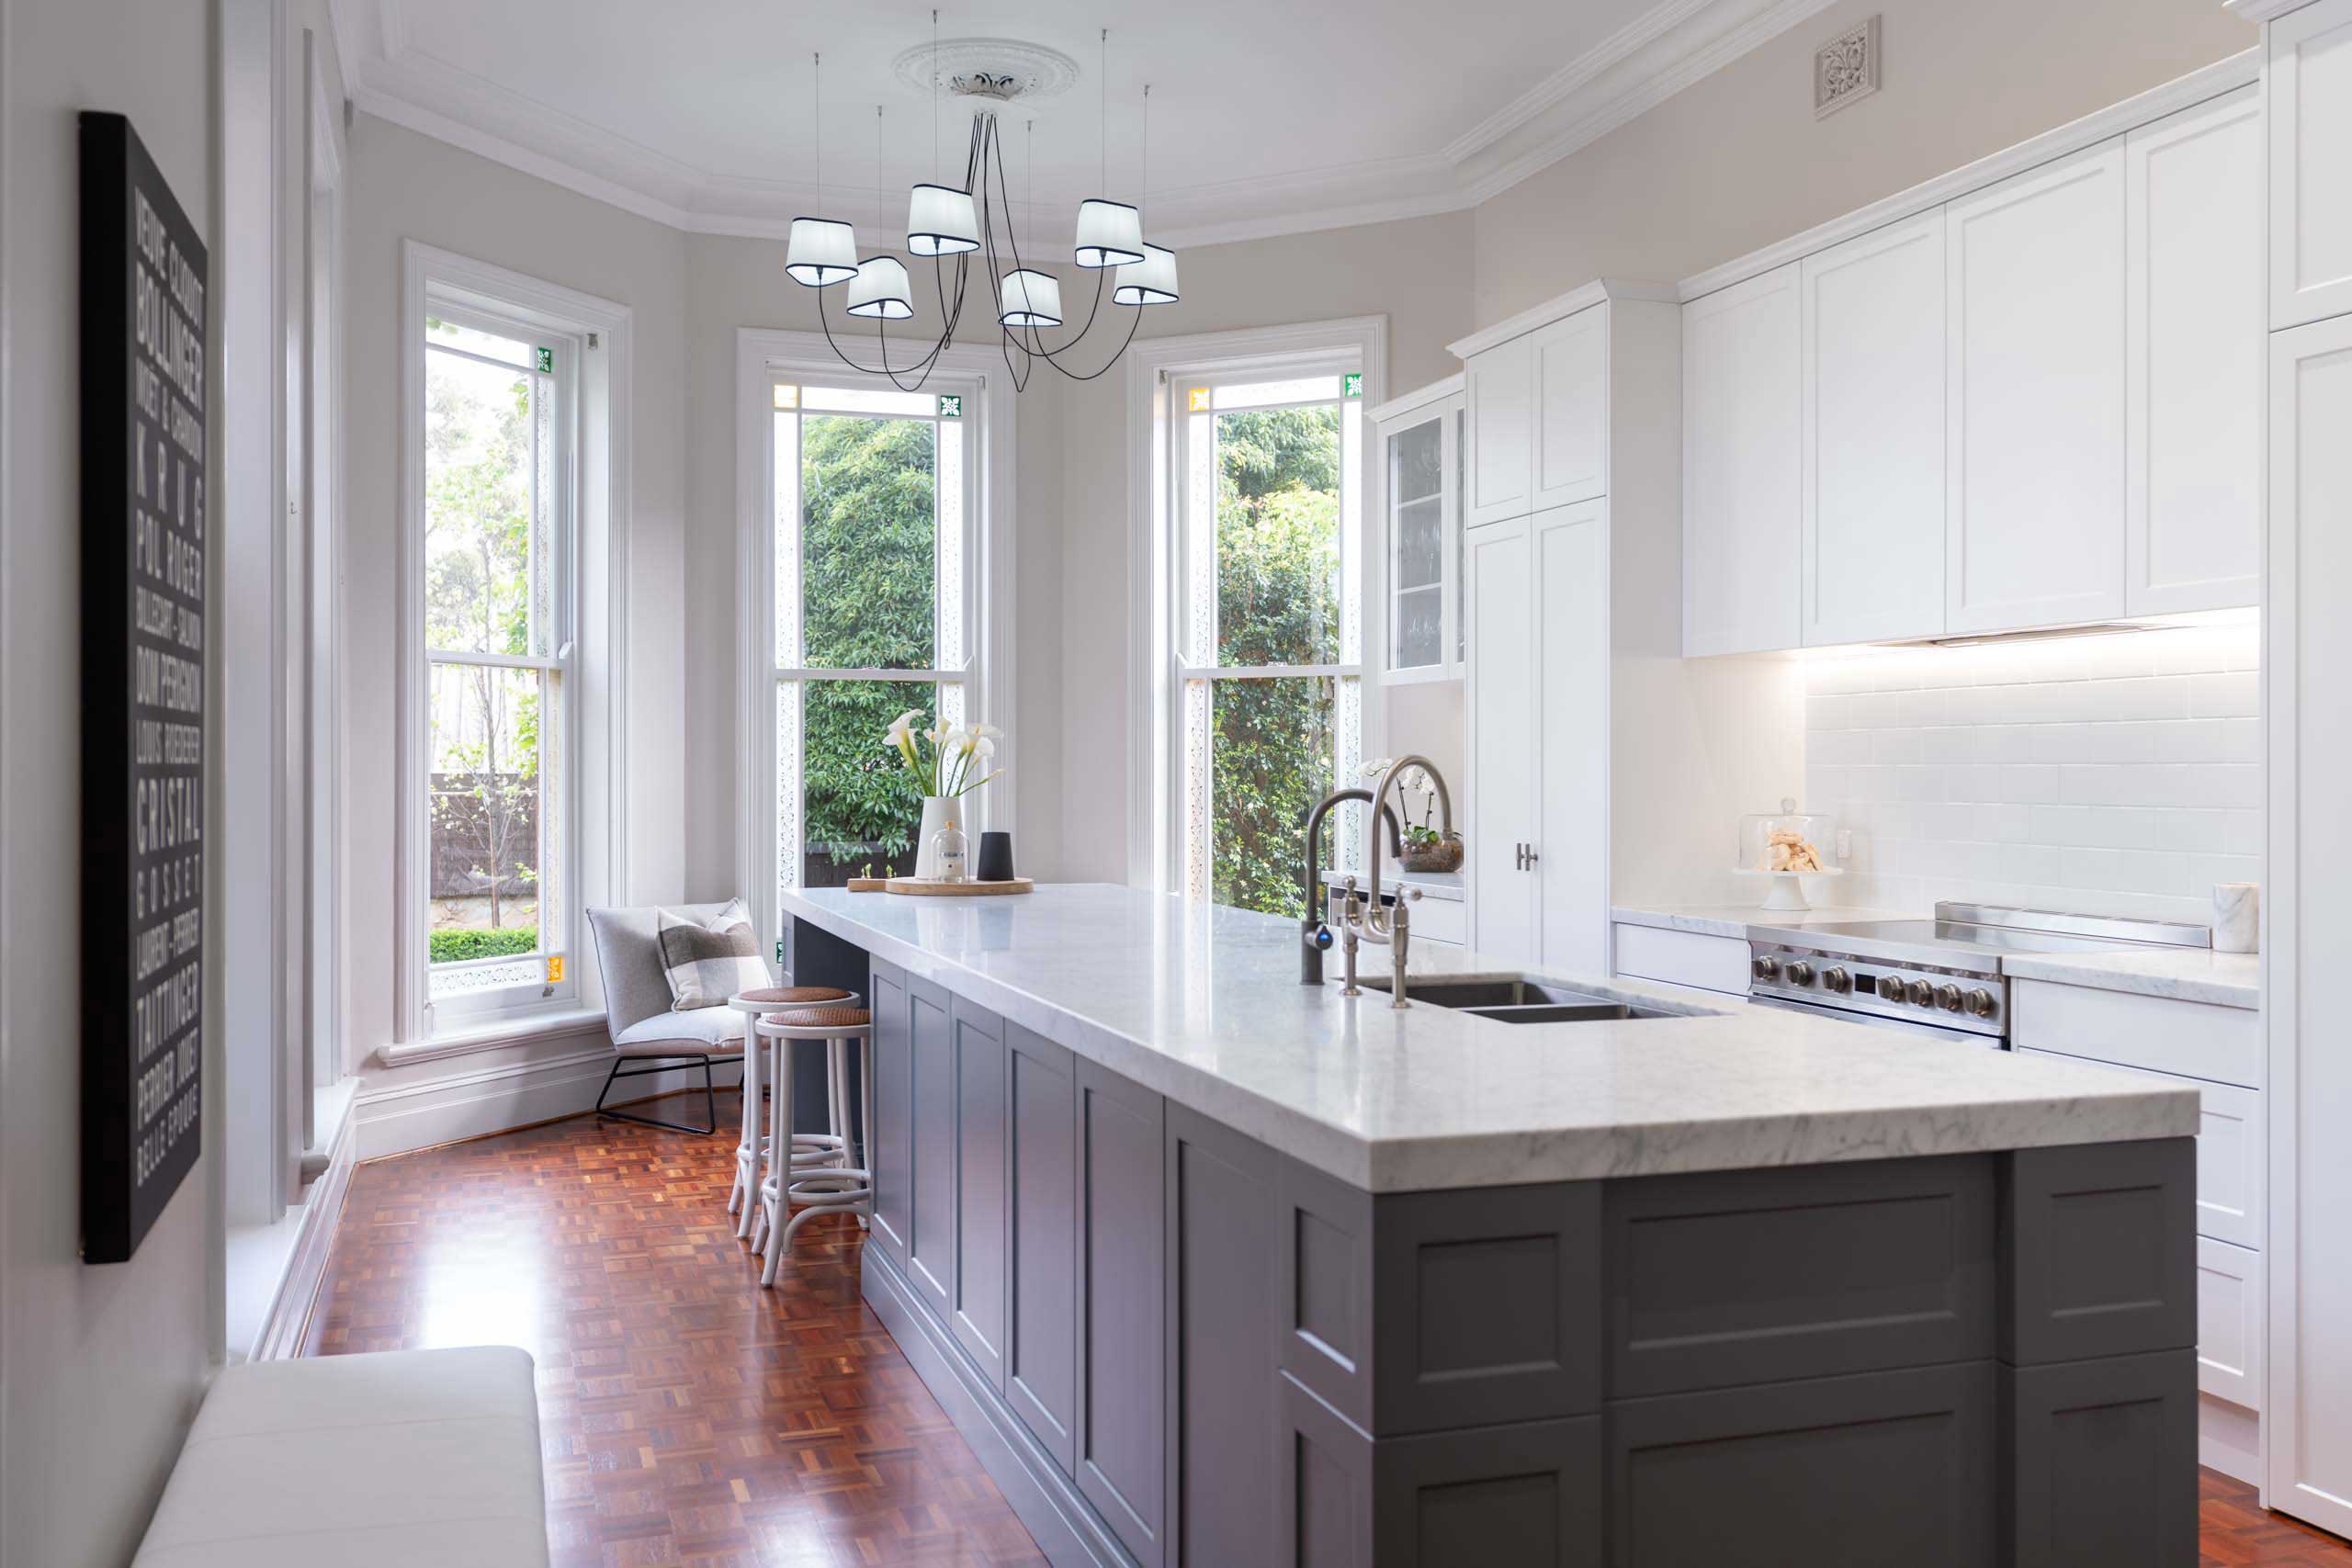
[2269, 0, 2352, 330]
[1465, 517, 1537, 963]
[1532, 502, 1608, 974]
[2191, 1077, 2264, 1252]
[1801, 209, 1946, 646]
[2267, 311, 2352, 1540]
[1681, 264, 1802, 656]
[1944, 139, 2128, 633]
[1532, 307, 1608, 509]
[2126, 87, 2263, 615]
[1464, 336, 1534, 526]
[2199, 1236, 2264, 1412]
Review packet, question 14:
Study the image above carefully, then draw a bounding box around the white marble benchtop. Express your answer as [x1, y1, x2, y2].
[1610, 902, 1916, 939]
[2003, 948, 2260, 1010]
[784, 884, 2196, 1193]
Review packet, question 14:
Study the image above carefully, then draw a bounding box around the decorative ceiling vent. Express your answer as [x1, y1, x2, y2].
[1814, 16, 1881, 118]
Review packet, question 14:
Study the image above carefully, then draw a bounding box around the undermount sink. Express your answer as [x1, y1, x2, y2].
[1403, 977, 1679, 1023]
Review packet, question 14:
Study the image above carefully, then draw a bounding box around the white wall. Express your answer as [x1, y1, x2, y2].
[1472, 0, 2254, 325]
[1, 3, 217, 1562]
[1802, 620, 2262, 926]
[341, 114, 690, 1060]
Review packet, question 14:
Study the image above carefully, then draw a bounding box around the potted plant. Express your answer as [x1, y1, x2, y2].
[1363, 759, 1463, 874]
[885, 711, 1004, 878]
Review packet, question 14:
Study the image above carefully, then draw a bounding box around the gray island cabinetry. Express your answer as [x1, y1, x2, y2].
[783, 886, 2200, 1567]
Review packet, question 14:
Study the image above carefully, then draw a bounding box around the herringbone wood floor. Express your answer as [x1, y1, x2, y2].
[304, 1092, 2352, 1567]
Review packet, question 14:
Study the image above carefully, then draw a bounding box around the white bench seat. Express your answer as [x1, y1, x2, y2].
[134, 1346, 548, 1568]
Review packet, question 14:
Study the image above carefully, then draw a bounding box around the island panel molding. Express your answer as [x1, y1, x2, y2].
[79, 111, 209, 1265]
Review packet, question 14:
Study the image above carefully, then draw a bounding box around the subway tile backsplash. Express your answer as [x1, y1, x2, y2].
[1803, 617, 2261, 928]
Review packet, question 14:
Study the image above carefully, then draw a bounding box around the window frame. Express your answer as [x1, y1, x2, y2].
[1120, 319, 1389, 897]
[735, 331, 1018, 949]
[398, 243, 633, 1048]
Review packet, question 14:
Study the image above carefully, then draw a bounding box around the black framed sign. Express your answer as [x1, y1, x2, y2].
[80, 112, 209, 1264]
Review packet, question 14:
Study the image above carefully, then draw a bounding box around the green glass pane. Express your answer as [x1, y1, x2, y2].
[1214, 404, 1342, 669]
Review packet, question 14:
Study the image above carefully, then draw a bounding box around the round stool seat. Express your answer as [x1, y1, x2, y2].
[735, 985, 853, 1009]
[756, 1005, 870, 1032]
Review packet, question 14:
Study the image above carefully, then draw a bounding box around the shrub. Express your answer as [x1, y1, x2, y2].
[430, 927, 539, 964]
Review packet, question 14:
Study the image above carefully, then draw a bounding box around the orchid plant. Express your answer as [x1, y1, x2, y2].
[886, 710, 1004, 799]
[1361, 758, 1453, 848]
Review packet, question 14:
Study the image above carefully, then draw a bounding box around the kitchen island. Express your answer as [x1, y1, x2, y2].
[781, 883, 2201, 1568]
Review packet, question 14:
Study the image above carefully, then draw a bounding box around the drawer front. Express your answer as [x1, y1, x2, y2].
[1404, 896, 1465, 946]
[2015, 1050, 2262, 1247]
[2009, 978, 2260, 1089]
[1611, 923, 1749, 996]
[2196, 1235, 2263, 1411]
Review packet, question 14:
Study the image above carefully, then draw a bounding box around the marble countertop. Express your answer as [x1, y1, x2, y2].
[1610, 903, 1914, 939]
[2003, 948, 2260, 1010]
[785, 884, 2195, 1193]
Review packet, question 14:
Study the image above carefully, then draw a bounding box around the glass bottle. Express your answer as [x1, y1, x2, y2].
[933, 814, 969, 883]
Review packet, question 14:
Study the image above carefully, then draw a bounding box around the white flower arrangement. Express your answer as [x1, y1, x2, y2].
[885, 709, 1003, 798]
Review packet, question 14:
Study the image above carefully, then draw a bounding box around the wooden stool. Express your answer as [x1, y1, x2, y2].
[724, 986, 854, 1235]
[752, 1006, 874, 1288]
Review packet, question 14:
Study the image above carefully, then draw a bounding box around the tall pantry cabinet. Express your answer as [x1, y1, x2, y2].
[2242, 0, 2352, 1540]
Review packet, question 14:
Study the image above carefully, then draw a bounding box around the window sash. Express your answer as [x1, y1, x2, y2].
[421, 299, 580, 1027]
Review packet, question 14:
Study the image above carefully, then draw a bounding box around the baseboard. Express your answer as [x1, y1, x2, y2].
[862, 1248, 1127, 1568]
[246, 1094, 359, 1361]
[2199, 1393, 2262, 1485]
[353, 1043, 735, 1160]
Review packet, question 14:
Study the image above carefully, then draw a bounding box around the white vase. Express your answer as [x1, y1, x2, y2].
[914, 795, 952, 878]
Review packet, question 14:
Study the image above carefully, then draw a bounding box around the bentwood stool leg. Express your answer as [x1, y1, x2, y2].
[757, 1027, 794, 1285]
[729, 1013, 763, 1235]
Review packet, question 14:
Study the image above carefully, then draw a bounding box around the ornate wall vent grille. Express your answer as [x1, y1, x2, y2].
[1815, 16, 1881, 118]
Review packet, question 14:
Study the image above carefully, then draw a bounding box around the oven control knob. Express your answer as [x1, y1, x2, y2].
[1964, 987, 1996, 1019]
[1786, 960, 1815, 987]
[1936, 983, 1963, 1012]
[1876, 974, 1905, 1001]
[1905, 979, 1934, 1007]
[1823, 966, 1851, 995]
[1753, 954, 1781, 980]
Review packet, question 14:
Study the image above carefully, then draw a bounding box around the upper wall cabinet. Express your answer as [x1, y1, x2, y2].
[1801, 209, 1947, 647]
[1464, 333, 1535, 526]
[1374, 386, 1464, 682]
[1681, 265, 1802, 657]
[1532, 308, 1609, 509]
[2127, 87, 2264, 615]
[1944, 140, 2129, 635]
[2268, 2, 2352, 328]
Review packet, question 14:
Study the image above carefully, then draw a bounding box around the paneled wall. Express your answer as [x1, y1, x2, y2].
[1803, 618, 2261, 925]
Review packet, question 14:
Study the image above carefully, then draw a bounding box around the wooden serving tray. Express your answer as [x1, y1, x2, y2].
[884, 876, 1035, 897]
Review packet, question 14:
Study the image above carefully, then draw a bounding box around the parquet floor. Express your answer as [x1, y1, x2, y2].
[303, 1091, 2352, 1568]
[303, 1090, 1045, 1567]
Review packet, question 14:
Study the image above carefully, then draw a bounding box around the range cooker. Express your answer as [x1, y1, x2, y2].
[1745, 902, 2211, 1047]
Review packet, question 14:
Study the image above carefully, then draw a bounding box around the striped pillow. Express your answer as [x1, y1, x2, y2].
[657, 902, 766, 1010]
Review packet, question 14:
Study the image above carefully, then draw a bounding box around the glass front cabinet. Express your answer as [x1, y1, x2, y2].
[1373, 377, 1465, 682]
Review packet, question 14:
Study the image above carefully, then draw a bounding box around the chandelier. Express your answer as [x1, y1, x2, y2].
[785, 23, 1177, 393]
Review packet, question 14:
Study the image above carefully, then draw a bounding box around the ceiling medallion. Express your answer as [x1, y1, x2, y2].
[888, 39, 1080, 105]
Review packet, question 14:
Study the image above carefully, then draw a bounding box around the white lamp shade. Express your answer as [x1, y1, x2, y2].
[907, 184, 980, 256]
[1113, 243, 1181, 306]
[785, 217, 858, 287]
[844, 256, 915, 320]
[999, 268, 1065, 328]
[1073, 198, 1146, 268]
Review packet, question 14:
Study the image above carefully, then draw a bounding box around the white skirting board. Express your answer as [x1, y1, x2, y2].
[2200, 1394, 2262, 1487]
[232, 1084, 361, 1363]
[353, 1043, 733, 1161]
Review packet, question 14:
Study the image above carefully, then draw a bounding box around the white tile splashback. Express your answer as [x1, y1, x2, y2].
[1802, 616, 2260, 928]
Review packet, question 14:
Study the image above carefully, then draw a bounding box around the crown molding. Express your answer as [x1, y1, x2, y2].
[334, 0, 1849, 252]
[2222, 0, 2312, 21]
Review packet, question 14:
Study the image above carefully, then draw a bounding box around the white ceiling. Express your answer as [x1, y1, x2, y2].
[332, 0, 1842, 247]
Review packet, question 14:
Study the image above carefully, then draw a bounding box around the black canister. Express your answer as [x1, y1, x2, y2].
[975, 830, 1015, 883]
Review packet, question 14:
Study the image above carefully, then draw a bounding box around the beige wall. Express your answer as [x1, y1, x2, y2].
[341, 115, 690, 1056]
[2, 4, 216, 1562]
[1474, 0, 2254, 322]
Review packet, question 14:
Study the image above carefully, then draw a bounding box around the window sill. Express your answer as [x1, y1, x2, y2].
[376, 1004, 610, 1070]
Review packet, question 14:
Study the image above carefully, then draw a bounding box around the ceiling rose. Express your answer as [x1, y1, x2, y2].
[889, 38, 1081, 104]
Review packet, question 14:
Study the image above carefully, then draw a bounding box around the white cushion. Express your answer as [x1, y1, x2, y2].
[656, 901, 768, 1010]
[614, 1003, 746, 1049]
[136, 1346, 548, 1568]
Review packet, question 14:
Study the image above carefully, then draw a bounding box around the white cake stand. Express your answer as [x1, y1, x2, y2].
[1731, 865, 1846, 912]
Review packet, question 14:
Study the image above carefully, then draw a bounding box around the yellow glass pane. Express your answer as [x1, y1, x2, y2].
[773, 383, 799, 410]
[1187, 386, 1211, 412]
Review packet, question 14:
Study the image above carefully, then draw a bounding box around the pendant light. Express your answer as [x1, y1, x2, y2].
[1114, 85, 1180, 306]
[785, 54, 857, 287]
[1073, 30, 1145, 268]
[906, 14, 979, 256]
[847, 106, 914, 319]
[999, 268, 1064, 327]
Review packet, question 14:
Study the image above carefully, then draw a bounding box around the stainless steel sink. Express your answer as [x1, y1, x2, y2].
[1403, 977, 1679, 1023]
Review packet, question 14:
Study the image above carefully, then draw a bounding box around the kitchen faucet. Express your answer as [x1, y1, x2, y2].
[1299, 790, 1402, 987]
[1305, 757, 1453, 1008]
